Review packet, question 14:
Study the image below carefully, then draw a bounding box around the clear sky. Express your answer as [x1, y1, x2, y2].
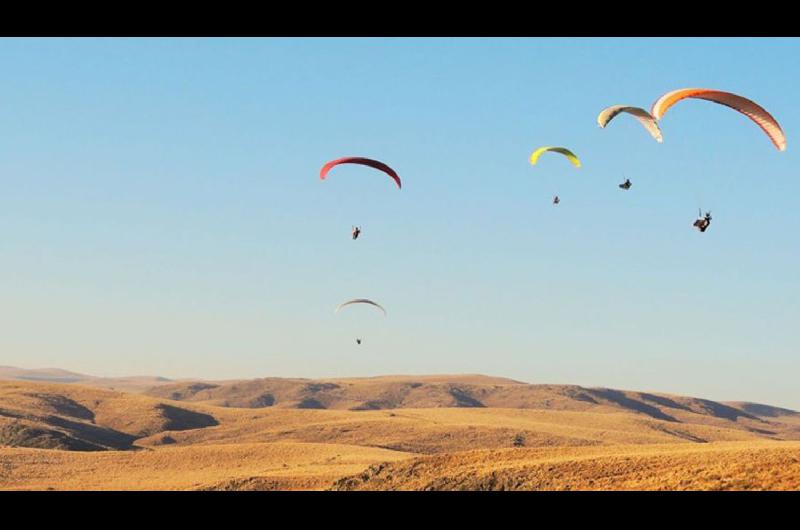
[1, 38, 797, 408]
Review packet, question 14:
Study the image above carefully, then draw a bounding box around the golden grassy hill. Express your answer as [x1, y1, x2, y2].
[133, 406, 800, 456]
[0, 442, 412, 491]
[3, 378, 799, 455]
[332, 441, 800, 491]
[142, 375, 800, 442]
[1, 376, 799, 490]
[0, 381, 218, 450]
[140, 373, 778, 417]
[144, 374, 524, 409]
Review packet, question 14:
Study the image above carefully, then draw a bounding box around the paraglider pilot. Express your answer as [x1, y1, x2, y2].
[352, 226, 361, 240]
[553, 195, 560, 205]
[619, 178, 632, 190]
[356, 338, 362, 345]
[693, 211, 712, 233]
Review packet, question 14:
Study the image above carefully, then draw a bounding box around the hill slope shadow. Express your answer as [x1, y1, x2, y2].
[587, 389, 679, 422]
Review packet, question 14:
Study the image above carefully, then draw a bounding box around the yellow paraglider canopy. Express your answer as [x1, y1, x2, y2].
[529, 146, 581, 168]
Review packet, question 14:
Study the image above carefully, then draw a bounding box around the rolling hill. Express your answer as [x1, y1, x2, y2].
[142, 374, 800, 443]
[331, 441, 800, 491]
[0, 365, 173, 393]
[1, 370, 798, 490]
[0, 381, 217, 451]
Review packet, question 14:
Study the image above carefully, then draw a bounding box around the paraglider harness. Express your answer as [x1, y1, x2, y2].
[693, 210, 712, 232]
[553, 195, 560, 205]
[619, 178, 632, 190]
[352, 226, 361, 240]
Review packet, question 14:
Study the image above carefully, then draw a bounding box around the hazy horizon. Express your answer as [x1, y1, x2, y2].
[1, 38, 797, 410]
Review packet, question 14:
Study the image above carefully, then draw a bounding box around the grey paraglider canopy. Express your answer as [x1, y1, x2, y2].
[336, 299, 386, 346]
[335, 299, 387, 316]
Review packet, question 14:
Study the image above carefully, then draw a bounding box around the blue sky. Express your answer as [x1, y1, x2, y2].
[1, 38, 797, 408]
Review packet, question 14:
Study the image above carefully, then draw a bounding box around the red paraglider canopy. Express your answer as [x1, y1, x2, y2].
[319, 157, 402, 189]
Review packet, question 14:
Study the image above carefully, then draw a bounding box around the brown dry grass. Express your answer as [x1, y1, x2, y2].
[0, 442, 412, 491]
[1, 378, 799, 490]
[0, 381, 219, 450]
[135, 406, 793, 454]
[3, 440, 797, 491]
[333, 441, 800, 491]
